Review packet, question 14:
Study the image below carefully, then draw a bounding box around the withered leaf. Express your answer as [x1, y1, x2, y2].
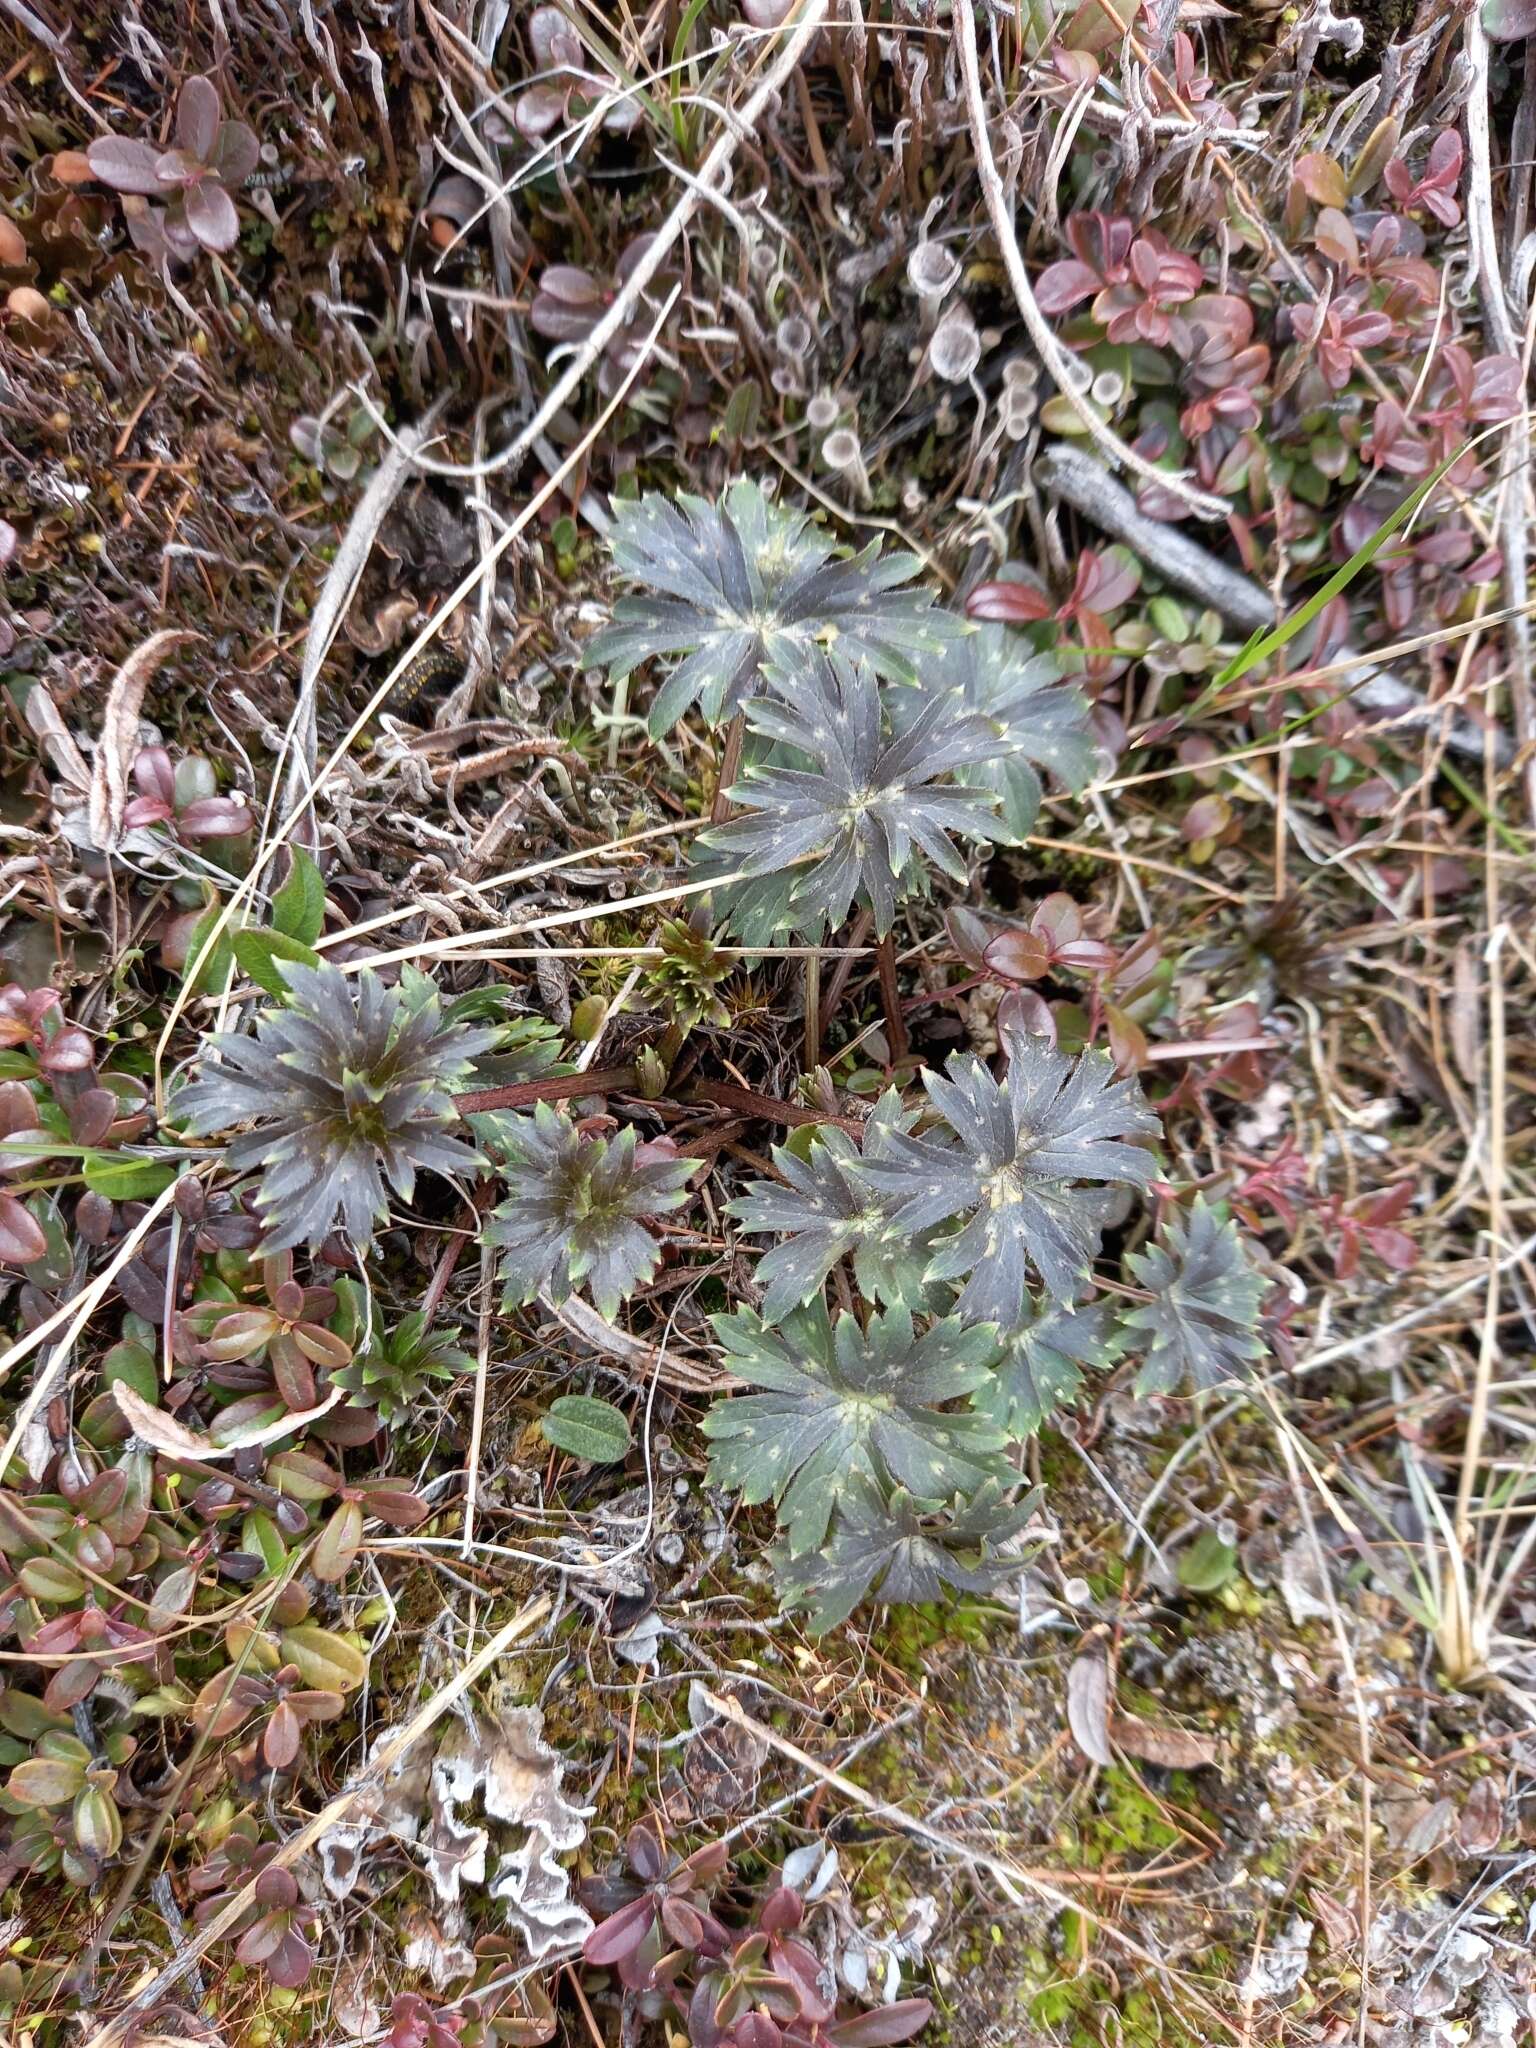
[1066, 1650, 1113, 1767]
[1457, 1775, 1504, 1857]
[114, 1378, 345, 1461]
[1110, 1712, 1218, 1771]
[88, 629, 200, 850]
[1309, 1889, 1358, 1953]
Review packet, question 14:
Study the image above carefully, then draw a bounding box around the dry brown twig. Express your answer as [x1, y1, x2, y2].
[1464, 13, 1536, 823]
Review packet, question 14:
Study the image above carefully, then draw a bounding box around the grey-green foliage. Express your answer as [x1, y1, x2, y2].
[900, 625, 1098, 841]
[727, 1092, 944, 1322]
[977, 1296, 1123, 1438]
[700, 647, 1000, 940]
[483, 1104, 694, 1319]
[853, 1018, 1161, 1321]
[1123, 1197, 1267, 1393]
[772, 1475, 1042, 1634]
[585, 479, 951, 736]
[175, 961, 497, 1252]
[701, 1303, 1008, 1557]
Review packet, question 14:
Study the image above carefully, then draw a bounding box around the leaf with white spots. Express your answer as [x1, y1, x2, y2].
[1122, 1198, 1266, 1394]
[853, 1016, 1161, 1322]
[728, 1091, 946, 1322]
[586, 478, 954, 735]
[773, 1475, 1042, 1634]
[702, 1302, 1009, 1557]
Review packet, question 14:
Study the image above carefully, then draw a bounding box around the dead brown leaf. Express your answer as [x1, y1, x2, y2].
[1457, 1774, 1505, 1856]
[113, 1380, 343, 1460]
[88, 629, 200, 850]
[25, 679, 91, 795]
[1309, 1888, 1358, 1952]
[1066, 1650, 1112, 1767]
[1110, 1712, 1218, 1771]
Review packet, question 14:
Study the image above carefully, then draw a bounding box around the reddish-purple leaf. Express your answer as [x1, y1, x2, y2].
[235, 1916, 285, 1967]
[996, 987, 1057, 1046]
[827, 2001, 936, 2048]
[121, 795, 175, 832]
[627, 1820, 666, 1882]
[86, 136, 168, 195]
[0, 1194, 47, 1266]
[254, 1864, 299, 1910]
[132, 746, 177, 806]
[268, 1929, 314, 1990]
[1033, 258, 1101, 315]
[582, 1891, 654, 1966]
[263, 1698, 303, 1769]
[183, 178, 239, 252]
[269, 1332, 317, 1412]
[179, 796, 252, 838]
[214, 121, 260, 186]
[984, 930, 1051, 984]
[660, 1895, 703, 1949]
[355, 1484, 428, 1530]
[177, 76, 222, 162]
[38, 1026, 94, 1074]
[965, 580, 1052, 624]
[68, 1087, 120, 1148]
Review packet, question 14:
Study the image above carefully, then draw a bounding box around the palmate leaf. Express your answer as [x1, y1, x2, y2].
[728, 1092, 944, 1322]
[702, 1303, 1008, 1557]
[483, 1105, 694, 1320]
[855, 1018, 1161, 1322]
[1123, 1198, 1266, 1394]
[773, 1475, 1041, 1634]
[174, 962, 498, 1252]
[586, 479, 952, 735]
[976, 1296, 1123, 1438]
[701, 647, 1000, 939]
[898, 626, 1098, 840]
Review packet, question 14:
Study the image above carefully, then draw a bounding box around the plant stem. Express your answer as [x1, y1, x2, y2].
[804, 951, 821, 1071]
[710, 709, 746, 824]
[453, 1067, 634, 1116]
[693, 1080, 863, 1134]
[875, 935, 910, 1063]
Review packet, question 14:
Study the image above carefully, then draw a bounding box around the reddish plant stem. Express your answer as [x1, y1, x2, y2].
[875, 934, 910, 1063]
[710, 710, 747, 825]
[453, 1066, 634, 1115]
[692, 1080, 864, 1136]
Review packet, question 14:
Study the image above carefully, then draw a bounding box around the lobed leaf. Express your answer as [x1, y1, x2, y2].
[703, 1302, 1009, 1557]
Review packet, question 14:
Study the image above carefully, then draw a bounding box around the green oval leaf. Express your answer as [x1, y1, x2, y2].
[1177, 1528, 1239, 1594]
[540, 1394, 631, 1465]
[100, 1339, 159, 1404]
[18, 1556, 88, 1603]
[271, 846, 326, 947]
[232, 928, 323, 999]
[8, 1755, 85, 1807]
[82, 1155, 177, 1202]
[279, 1623, 367, 1693]
[180, 900, 237, 999]
[238, 1511, 288, 1578]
